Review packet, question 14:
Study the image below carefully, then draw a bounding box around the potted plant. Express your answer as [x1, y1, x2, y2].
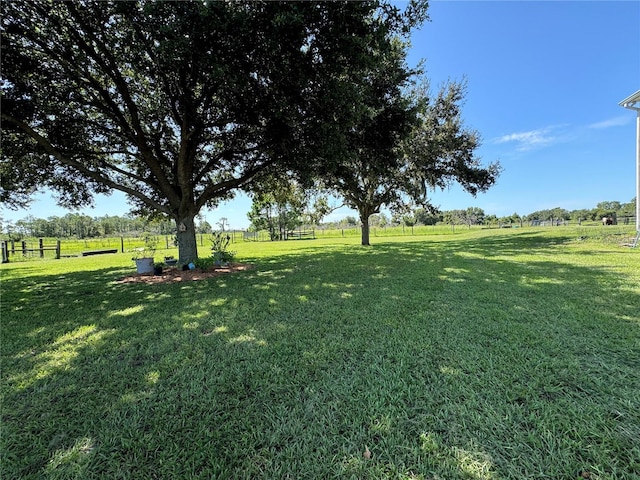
[164, 255, 178, 266]
[153, 262, 164, 275]
[132, 233, 158, 274]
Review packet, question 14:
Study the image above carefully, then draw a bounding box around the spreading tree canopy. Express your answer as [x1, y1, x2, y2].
[323, 69, 502, 245]
[1, 0, 426, 262]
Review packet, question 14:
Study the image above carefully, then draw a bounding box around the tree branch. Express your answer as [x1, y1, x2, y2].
[65, 4, 180, 205]
[195, 159, 276, 212]
[1, 113, 172, 216]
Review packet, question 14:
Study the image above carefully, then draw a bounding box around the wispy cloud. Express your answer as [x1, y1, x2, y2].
[493, 116, 631, 153]
[493, 127, 559, 152]
[587, 115, 632, 129]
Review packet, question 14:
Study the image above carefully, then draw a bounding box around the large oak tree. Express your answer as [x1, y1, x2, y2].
[1, 0, 424, 262]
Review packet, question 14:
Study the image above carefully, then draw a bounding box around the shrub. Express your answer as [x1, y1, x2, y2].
[131, 233, 158, 260]
[211, 232, 235, 264]
[193, 256, 217, 270]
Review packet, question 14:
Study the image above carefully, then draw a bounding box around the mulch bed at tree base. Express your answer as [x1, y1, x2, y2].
[116, 263, 253, 285]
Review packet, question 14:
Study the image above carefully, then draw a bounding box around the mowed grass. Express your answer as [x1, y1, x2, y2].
[1, 228, 639, 479]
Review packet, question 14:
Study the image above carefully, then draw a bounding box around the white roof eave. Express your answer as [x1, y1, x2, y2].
[619, 90, 640, 109]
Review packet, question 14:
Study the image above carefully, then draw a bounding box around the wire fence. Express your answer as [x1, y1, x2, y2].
[2, 220, 637, 263]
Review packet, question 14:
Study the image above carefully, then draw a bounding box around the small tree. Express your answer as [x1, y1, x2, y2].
[443, 210, 464, 232]
[401, 213, 417, 227]
[216, 218, 229, 233]
[197, 219, 213, 235]
[343, 216, 359, 228]
[325, 79, 501, 245]
[302, 192, 340, 228]
[510, 212, 523, 227]
[461, 207, 485, 228]
[247, 179, 304, 240]
[485, 214, 498, 227]
[415, 207, 440, 225]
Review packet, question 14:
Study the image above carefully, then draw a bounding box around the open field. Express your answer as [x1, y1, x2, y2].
[1, 228, 639, 479]
[3, 222, 636, 261]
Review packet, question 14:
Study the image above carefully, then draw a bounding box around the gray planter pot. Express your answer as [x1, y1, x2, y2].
[135, 257, 154, 275]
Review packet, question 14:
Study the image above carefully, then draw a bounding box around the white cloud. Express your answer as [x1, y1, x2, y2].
[587, 115, 632, 129]
[493, 116, 632, 154]
[493, 127, 558, 151]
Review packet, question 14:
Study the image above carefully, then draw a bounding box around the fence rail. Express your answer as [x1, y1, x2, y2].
[2, 221, 637, 263]
[1, 239, 60, 263]
[0, 232, 244, 262]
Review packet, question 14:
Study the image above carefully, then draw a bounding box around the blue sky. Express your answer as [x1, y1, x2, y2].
[3, 1, 639, 230]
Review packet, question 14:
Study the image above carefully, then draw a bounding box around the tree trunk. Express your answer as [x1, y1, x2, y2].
[360, 213, 371, 246]
[176, 215, 198, 265]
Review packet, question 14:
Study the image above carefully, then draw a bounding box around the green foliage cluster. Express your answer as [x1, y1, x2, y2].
[130, 233, 158, 260]
[192, 256, 217, 271]
[526, 199, 637, 224]
[191, 232, 236, 269]
[247, 179, 305, 240]
[211, 232, 235, 265]
[1, 214, 220, 242]
[316, 198, 638, 230]
[1, 213, 158, 241]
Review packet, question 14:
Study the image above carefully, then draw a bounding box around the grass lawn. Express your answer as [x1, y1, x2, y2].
[1, 227, 639, 479]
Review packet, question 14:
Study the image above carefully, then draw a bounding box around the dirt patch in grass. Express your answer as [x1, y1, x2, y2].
[116, 263, 253, 285]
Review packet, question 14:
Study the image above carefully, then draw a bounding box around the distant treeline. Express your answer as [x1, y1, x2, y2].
[2, 198, 636, 240]
[320, 199, 637, 230]
[2, 214, 182, 240]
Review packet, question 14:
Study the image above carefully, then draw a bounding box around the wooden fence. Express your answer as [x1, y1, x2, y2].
[1, 239, 60, 263]
[3, 222, 637, 263]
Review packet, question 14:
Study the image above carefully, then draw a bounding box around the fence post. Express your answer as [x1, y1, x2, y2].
[39, 238, 44, 258]
[1, 241, 8, 263]
[22, 240, 27, 256]
[56, 240, 61, 259]
[10, 239, 15, 254]
[166, 235, 169, 249]
[121, 236, 124, 253]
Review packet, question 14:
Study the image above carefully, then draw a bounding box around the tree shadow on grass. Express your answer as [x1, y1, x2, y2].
[2, 233, 639, 479]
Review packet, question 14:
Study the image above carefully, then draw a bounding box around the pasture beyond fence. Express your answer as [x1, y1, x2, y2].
[2, 221, 637, 263]
[0, 232, 246, 263]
